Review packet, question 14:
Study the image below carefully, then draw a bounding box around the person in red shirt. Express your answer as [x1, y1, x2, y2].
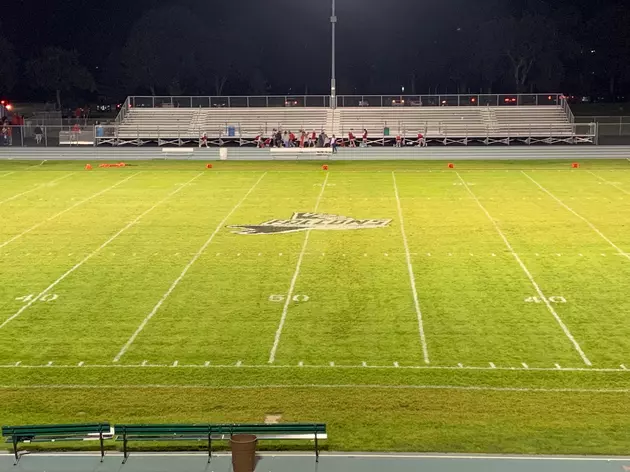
[310, 130, 317, 148]
[417, 132, 427, 147]
[71, 123, 81, 145]
[200, 132, 208, 148]
[348, 129, 356, 147]
[289, 130, 296, 147]
[362, 129, 368, 147]
[395, 134, 402, 148]
[299, 130, 306, 148]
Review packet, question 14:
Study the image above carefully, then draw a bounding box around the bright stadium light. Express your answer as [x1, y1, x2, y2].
[330, 0, 337, 106]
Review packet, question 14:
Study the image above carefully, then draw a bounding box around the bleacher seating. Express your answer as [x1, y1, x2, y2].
[110, 100, 585, 146]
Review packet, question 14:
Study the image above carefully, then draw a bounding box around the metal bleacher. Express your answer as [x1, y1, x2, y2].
[100, 94, 596, 147]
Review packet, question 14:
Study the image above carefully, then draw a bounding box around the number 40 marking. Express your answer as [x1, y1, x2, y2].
[15, 294, 58, 303]
[269, 294, 309, 302]
[525, 296, 566, 304]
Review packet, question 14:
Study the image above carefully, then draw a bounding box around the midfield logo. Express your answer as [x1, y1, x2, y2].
[230, 212, 392, 235]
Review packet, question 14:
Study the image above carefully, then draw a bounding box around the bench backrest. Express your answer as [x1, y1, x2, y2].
[114, 423, 326, 435]
[2, 423, 110, 438]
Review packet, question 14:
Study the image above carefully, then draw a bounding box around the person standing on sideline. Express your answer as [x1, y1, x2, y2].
[417, 132, 427, 147]
[362, 128, 368, 147]
[200, 132, 208, 148]
[348, 129, 356, 147]
[331, 135, 338, 153]
[395, 134, 402, 147]
[299, 130, 306, 148]
[34, 125, 44, 145]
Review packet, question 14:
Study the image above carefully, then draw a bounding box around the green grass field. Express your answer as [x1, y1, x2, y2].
[1, 158, 630, 454]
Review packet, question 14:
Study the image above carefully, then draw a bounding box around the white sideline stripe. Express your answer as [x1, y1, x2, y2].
[113, 173, 267, 362]
[0, 172, 141, 250]
[457, 173, 592, 366]
[522, 171, 630, 262]
[0, 384, 627, 394]
[392, 172, 430, 364]
[1, 452, 629, 461]
[0, 172, 74, 205]
[268, 173, 330, 364]
[0, 363, 628, 372]
[0, 173, 204, 331]
[0, 171, 16, 178]
[588, 170, 630, 196]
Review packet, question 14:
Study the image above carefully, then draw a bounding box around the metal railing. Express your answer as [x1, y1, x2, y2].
[122, 94, 563, 111]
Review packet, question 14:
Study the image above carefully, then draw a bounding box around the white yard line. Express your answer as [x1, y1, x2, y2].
[268, 173, 330, 363]
[456, 173, 592, 366]
[522, 171, 630, 261]
[588, 170, 630, 196]
[0, 171, 16, 178]
[0, 172, 142, 250]
[0, 383, 626, 394]
[0, 172, 74, 205]
[0, 173, 204, 330]
[392, 172, 430, 364]
[113, 173, 267, 362]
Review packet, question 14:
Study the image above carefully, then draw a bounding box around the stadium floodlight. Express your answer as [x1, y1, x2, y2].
[330, 0, 337, 106]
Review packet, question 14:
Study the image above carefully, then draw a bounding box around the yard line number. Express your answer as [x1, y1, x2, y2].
[269, 294, 310, 303]
[16, 294, 59, 303]
[525, 296, 566, 304]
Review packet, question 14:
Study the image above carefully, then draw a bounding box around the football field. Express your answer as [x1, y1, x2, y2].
[1, 159, 630, 454]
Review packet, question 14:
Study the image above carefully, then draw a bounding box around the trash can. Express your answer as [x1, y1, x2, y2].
[230, 434, 257, 472]
[227, 126, 236, 137]
[383, 127, 390, 136]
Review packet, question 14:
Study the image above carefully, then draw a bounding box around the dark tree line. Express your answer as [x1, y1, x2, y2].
[1, 3, 629, 107]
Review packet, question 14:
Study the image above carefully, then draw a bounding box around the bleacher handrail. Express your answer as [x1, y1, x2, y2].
[123, 94, 565, 110]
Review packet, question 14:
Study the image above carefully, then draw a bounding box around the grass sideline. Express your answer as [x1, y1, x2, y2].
[0, 158, 630, 454]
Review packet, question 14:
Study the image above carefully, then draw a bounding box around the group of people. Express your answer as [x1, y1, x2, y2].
[253, 128, 373, 152]
[251, 129, 427, 149]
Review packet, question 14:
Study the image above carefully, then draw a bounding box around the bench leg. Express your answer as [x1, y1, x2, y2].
[208, 434, 212, 463]
[100, 432, 105, 462]
[12, 437, 19, 465]
[122, 434, 128, 464]
[315, 432, 319, 463]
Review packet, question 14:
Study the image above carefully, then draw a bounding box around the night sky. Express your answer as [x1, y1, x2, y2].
[1, 0, 626, 100]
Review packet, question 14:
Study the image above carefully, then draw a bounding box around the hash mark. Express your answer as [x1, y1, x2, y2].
[457, 363, 464, 368]
[394, 362, 399, 367]
[236, 360, 242, 367]
[489, 362, 496, 368]
[14, 361, 21, 367]
[621, 364, 627, 370]
[298, 361, 304, 367]
[555, 363, 562, 369]
[46, 361, 53, 367]
[141, 360, 148, 366]
[522, 363, 529, 369]
[204, 361, 210, 367]
[172, 361, 179, 367]
[362, 361, 367, 367]
[78, 361, 84, 367]
[329, 361, 335, 367]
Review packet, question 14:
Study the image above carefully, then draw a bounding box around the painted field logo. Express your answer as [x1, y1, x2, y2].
[230, 212, 392, 235]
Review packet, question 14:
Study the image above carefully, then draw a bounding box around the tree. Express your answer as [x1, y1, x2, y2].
[122, 6, 206, 96]
[26, 48, 95, 109]
[0, 36, 17, 95]
[586, 4, 630, 97]
[480, 15, 571, 93]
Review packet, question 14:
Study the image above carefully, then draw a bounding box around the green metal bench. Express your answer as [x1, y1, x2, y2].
[114, 423, 327, 463]
[2, 422, 112, 463]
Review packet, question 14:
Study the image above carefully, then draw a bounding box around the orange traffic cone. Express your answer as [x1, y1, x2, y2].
[572, 162, 580, 169]
[85, 164, 92, 170]
[448, 163, 455, 169]
[206, 163, 213, 169]
[322, 165, 329, 171]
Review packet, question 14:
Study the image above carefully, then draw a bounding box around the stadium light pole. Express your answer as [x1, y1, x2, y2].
[330, 0, 337, 107]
